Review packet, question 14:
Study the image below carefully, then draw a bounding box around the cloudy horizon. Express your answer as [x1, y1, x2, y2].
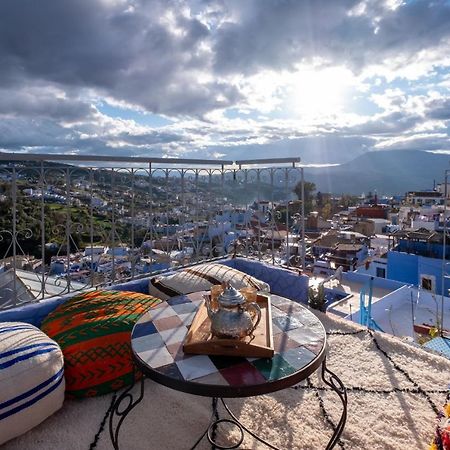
[1, 0, 450, 164]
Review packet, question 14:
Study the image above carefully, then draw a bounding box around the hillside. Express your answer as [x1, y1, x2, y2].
[305, 150, 450, 195]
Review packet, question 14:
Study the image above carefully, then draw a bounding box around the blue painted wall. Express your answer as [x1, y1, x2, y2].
[387, 252, 418, 285]
[396, 240, 448, 259]
[387, 251, 450, 295]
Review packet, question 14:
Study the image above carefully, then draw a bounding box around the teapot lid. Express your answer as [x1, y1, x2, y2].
[217, 282, 245, 307]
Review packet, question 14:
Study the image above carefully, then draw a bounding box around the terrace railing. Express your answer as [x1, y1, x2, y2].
[0, 153, 305, 310]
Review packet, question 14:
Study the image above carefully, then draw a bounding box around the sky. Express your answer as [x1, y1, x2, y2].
[0, 0, 450, 164]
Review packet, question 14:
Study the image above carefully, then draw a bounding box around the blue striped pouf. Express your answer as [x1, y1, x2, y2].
[0, 322, 65, 445]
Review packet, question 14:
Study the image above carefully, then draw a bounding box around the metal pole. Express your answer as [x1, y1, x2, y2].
[11, 168, 17, 306]
[301, 167, 306, 271]
[441, 170, 448, 335]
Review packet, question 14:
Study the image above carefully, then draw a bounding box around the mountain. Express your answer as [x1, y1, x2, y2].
[207, 136, 369, 165]
[304, 150, 450, 195]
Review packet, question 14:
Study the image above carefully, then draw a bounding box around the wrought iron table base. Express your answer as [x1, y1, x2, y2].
[321, 360, 347, 450]
[190, 397, 279, 450]
[109, 374, 145, 450]
[109, 360, 347, 450]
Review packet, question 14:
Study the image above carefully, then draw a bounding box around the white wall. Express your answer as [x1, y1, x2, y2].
[344, 284, 450, 338]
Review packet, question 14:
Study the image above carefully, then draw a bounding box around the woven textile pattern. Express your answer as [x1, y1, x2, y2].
[0, 322, 65, 445]
[41, 290, 161, 398]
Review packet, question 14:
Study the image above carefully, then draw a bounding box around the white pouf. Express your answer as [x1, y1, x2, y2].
[0, 322, 65, 445]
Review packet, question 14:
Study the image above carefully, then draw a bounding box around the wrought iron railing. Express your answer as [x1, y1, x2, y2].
[0, 153, 305, 309]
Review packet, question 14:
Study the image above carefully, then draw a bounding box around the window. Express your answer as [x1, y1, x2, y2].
[376, 267, 386, 278]
[420, 275, 435, 292]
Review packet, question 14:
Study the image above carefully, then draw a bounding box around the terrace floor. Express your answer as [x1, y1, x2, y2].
[324, 278, 397, 318]
[4, 311, 449, 450]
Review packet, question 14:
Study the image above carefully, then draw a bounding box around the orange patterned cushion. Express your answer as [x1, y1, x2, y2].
[41, 290, 161, 398]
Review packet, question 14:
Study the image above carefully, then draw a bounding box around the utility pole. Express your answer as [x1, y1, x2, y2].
[441, 169, 449, 335]
[301, 167, 306, 271]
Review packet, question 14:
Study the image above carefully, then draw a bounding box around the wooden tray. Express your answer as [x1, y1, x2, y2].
[183, 293, 274, 358]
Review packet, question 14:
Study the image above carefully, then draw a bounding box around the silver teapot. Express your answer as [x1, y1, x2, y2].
[205, 283, 262, 339]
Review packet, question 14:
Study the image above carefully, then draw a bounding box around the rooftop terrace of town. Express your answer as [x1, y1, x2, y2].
[0, 154, 449, 449]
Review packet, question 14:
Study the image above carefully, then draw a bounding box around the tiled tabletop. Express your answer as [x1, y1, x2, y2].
[131, 292, 327, 398]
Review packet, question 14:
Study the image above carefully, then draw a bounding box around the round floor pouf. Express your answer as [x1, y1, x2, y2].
[41, 290, 162, 398]
[0, 322, 65, 445]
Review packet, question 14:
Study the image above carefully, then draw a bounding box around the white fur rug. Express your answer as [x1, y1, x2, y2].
[3, 313, 449, 450]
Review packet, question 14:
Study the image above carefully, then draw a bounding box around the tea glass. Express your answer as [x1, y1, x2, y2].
[239, 286, 258, 303]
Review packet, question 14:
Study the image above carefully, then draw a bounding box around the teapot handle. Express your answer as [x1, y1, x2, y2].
[245, 302, 262, 334]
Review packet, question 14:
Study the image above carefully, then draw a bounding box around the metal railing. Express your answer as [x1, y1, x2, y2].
[0, 153, 305, 310]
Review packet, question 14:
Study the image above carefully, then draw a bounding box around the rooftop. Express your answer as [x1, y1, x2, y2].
[324, 277, 397, 318]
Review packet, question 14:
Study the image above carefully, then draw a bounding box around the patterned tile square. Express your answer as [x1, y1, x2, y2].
[251, 354, 297, 381]
[132, 333, 165, 353]
[137, 310, 154, 323]
[185, 292, 205, 302]
[209, 355, 248, 370]
[281, 346, 317, 370]
[286, 327, 324, 346]
[272, 315, 303, 332]
[220, 362, 266, 386]
[171, 302, 199, 315]
[132, 321, 158, 339]
[273, 333, 301, 353]
[271, 296, 292, 308]
[138, 347, 174, 368]
[295, 310, 323, 327]
[159, 326, 189, 346]
[150, 305, 178, 320]
[276, 303, 304, 315]
[167, 295, 192, 306]
[166, 342, 188, 361]
[157, 362, 185, 380]
[178, 312, 197, 327]
[303, 341, 325, 355]
[271, 323, 284, 335]
[193, 370, 228, 386]
[190, 299, 204, 308]
[176, 355, 218, 381]
[270, 307, 286, 318]
[153, 315, 183, 332]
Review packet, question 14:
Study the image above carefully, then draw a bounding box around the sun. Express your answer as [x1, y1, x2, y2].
[289, 67, 351, 118]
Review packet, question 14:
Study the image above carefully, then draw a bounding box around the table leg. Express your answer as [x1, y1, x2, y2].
[109, 373, 145, 450]
[190, 397, 280, 450]
[321, 359, 347, 450]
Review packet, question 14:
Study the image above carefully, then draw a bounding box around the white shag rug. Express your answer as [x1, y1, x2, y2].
[3, 312, 449, 450]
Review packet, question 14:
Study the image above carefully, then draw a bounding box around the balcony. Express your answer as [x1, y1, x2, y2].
[0, 153, 449, 449]
[0, 153, 306, 310]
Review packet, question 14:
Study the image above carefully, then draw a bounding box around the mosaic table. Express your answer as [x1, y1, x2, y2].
[110, 292, 347, 450]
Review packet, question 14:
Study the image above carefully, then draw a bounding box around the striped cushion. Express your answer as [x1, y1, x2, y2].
[149, 263, 270, 301]
[0, 322, 65, 445]
[41, 290, 161, 398]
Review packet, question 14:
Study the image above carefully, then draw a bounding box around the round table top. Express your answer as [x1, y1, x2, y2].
[131, 291, 327, 398]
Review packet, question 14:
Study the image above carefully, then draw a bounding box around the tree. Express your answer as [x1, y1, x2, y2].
[317, 191, 323, 208]
[321, 203, 332, 220]
[293, 181, 316, 214]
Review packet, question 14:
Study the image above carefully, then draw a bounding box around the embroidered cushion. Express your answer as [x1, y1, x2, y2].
[41, 290, 161, 398]
[0, 322, 65, 445]
[148, 263, 270, 300]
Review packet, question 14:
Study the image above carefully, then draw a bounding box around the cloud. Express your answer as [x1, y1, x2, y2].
[0, 0, 241, 117]
[214, 0, 450, 78]
[0, 0, 449, 164]
[427, 97, 450, 121]
[0, 85, 95, 122]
